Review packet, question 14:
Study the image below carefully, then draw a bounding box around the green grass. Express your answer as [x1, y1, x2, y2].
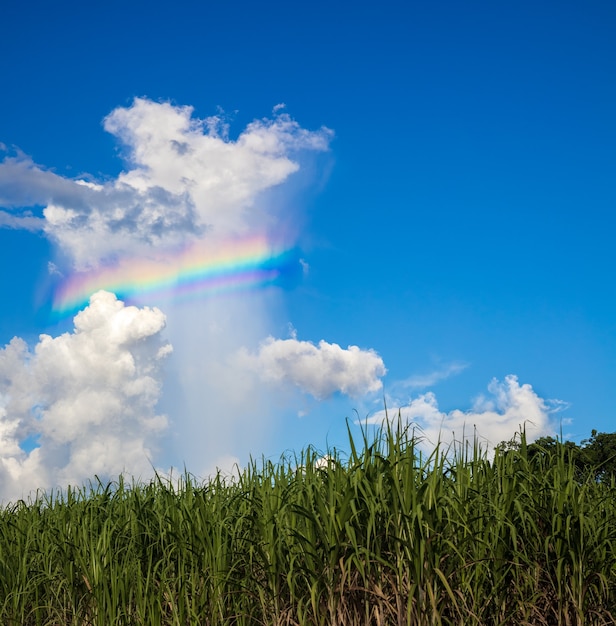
[1, 422, 615, 625]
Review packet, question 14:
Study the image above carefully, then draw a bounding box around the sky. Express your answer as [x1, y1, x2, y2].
[0, 0, 614, 501]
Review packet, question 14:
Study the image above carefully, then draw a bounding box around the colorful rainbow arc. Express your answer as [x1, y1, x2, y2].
[52, 236, 301, 315]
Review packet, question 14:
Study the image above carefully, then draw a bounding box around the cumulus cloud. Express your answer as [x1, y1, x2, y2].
[0, 99, 333, 269]
[238, 336, 387, 399]
[0, 98, 563, 498]
[367, 375, 554, 452]
[0, 291, 170, 502]
[0, 99, 388, 494]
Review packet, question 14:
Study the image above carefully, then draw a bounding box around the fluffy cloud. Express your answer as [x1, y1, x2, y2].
[0, 99, 386, 492]
[238, 336, 386, 399]
[367, 375, 553, 452]
[0, 99, 332, 269]
[0, 291, 170, 502]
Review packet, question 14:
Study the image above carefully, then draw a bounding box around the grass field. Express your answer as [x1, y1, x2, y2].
[1, 422, 615, 625]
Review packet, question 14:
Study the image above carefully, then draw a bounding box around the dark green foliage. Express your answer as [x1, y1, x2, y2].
[497, 430, 616, 483]
[581, 430, 616, 482]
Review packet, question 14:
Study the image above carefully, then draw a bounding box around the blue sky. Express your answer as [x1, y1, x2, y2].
[0, 0, 614, 499]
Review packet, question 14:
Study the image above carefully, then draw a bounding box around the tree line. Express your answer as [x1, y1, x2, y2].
[497, 429, 616, 482]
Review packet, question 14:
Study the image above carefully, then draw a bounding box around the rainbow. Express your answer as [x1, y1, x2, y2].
[52, 235, 302, 315]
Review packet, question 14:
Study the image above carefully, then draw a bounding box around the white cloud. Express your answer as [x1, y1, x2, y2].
[0, 99, 387, 493]
[367, 375, 554, 452]
[0, 291, 170, 502]
[238, 336, 386, 399]
[0, 209, 45, 231]
[0, 99, 333, 269]
[398, 361, 469, 390]
[545, 398, 572, 414]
